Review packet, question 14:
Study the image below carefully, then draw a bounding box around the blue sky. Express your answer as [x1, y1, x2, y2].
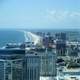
[0, 0, 80, 29]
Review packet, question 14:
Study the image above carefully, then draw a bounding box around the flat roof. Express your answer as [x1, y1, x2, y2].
[0, 49, 25, 55]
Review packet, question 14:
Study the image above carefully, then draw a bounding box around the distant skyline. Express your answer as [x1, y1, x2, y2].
[0, 0, 80, 29]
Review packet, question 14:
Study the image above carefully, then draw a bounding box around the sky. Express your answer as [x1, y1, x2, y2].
[0, 0, 80, 29]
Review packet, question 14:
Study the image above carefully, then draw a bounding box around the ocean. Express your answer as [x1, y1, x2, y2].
[0, 29, 25, 47]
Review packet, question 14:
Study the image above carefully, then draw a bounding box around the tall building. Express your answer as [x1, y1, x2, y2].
[0, 49, 25, 80]
[56, 40, 66, 56]
[40, 51, 57, 77]
[55, 32, 66, 56]
[43, 35, 54, 49]
[24, 51, 41, 80]
[55, 32, 66, 40]
[68, 44, 78, 57]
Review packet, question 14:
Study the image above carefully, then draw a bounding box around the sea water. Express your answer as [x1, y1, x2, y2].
[0, 29, 25, 47]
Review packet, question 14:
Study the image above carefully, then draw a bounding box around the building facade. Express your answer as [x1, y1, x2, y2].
[55, 32, 66, 56]
[0, 49, 25, 80]
[40, 51, 57, 77]
[24, 52, 41, 80]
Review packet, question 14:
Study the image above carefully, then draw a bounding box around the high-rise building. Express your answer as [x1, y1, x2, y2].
[24, 51, 40, 80]
[68, 45, 78, 57]
[56, 40, 66, 56]
[55, 32, 66, 56]
[0, 49, 25, 80]
[43, 35, 54, 49]
[55, 32, 66, 40]
[40, 51, 57, 77]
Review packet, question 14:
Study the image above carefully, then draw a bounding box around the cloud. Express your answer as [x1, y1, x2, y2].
[44, 10, 80, 23]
